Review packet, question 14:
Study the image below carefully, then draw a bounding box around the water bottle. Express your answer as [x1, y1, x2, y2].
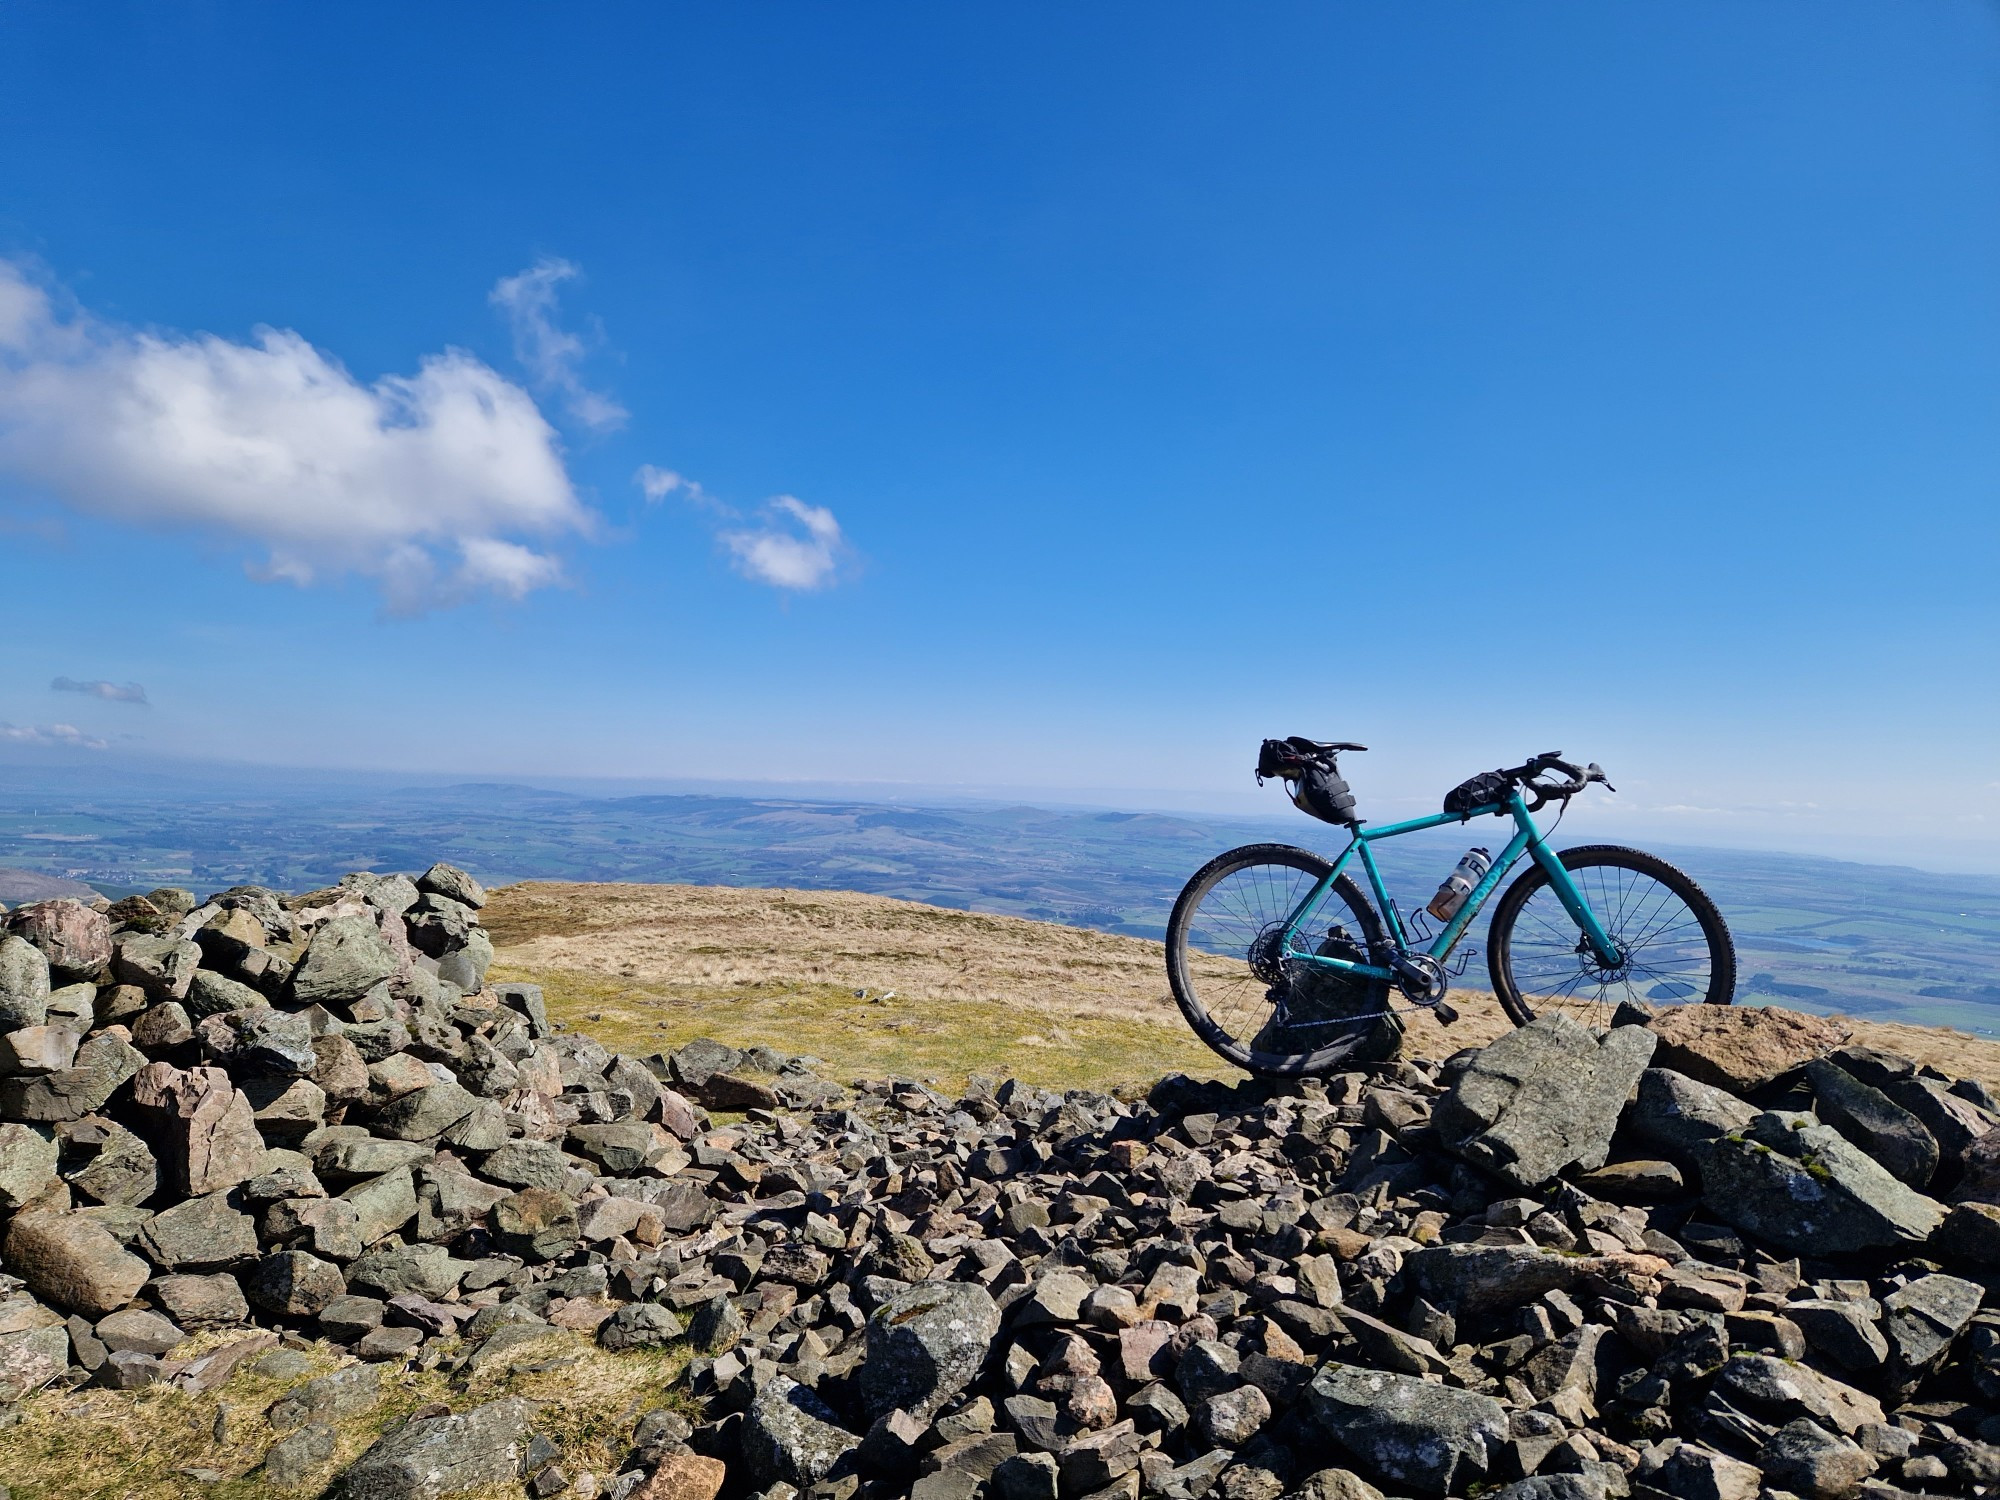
[1426, 847, 1492, 921]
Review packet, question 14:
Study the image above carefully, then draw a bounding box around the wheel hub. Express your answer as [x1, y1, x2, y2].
[1574, 934, 1631, 983]
[1247, 924, 1289, 986]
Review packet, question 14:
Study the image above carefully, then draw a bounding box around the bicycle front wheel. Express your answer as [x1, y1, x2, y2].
[1487, 844, 1735, 1026]
[1165, 843, 1399, 1076]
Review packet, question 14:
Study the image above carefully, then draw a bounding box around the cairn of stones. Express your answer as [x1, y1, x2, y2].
[6, 873, 2000, 1500]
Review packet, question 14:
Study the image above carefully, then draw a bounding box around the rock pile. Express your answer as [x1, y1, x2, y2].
[6, 874, 2000, 1500]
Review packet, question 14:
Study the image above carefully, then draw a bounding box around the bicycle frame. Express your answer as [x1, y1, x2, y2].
[1282, 787, 1622, 982]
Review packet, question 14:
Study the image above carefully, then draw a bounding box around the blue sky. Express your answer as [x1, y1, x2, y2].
[0, 4, 1996, 868]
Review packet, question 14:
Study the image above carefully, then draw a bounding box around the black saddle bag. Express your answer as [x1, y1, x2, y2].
[1258, 737, 1360, 827]
[1444, 769, 1513, 819]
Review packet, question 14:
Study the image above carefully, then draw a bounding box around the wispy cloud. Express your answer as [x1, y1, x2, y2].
[721, 497, 846, 591]
[636, 465, 722, 512]
[1, 722, 107, 750]
[52, 677, 148, 705]
[636, 468, 849, 591]
[490, 258, 626, 433]
[0, 259, 590, 614]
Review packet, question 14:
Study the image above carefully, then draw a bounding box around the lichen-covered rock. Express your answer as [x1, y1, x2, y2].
[743, 1375, 861, 1488]
[417, 862, 487, 910]
[0, 1030, 145, 1121]
[111, 932, 202, 1001]
[1307, 1362, 1508, 1495]
[141, 1189, 260, 1269]
[58, 1116, 158, 1207]
[0, 932, 53, 1027]
[1705, 1354, 1885, 1436]
[1881, 1273, 1983, 1384]
[244, 1250, 348, 1317]
[1805, 1058, 1939, 1188]
[1435, 1014, 1655, 1188]
[1694, 1110, 1945, 1254]
[335, 1394, 534, 1498]
[861, 1280, 1001, 1422]
[0, 1312, 70, 1402]
[290, 914, 397, 1006]
[262, 1421, 339, 1491]
[0, 1120, 60, 1208]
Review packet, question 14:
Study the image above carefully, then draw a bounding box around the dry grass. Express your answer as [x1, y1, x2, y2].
[487, 880, 2000, 1095]
[0, 1329, 689, 1500]
[486, 882, 1190, 1022]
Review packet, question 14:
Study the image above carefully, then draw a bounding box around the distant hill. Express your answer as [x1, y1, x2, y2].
[0, 866, 99, 903]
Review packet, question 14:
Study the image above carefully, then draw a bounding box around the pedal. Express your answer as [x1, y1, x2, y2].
[1433, 1001, 1459, 1025]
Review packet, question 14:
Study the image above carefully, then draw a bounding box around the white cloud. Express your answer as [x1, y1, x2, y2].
[636, 464, 722, 513]
[0, 260, 590, 613]
[721, 496, 846, 591]
[1, 722, 107, 750]
[489, 258, 626, 433]
[636, 464, 681, 502]
[51, 677, 148, 704]
[637, 467, 851, 591]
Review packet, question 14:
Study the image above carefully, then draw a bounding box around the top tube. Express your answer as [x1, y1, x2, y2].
[1356, 804, 1512, 840]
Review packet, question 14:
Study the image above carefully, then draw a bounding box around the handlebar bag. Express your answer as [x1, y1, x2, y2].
[1444, 770, 1512, 819]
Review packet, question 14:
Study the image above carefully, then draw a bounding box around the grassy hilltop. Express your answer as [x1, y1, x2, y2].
[485, 879, 2000, 1095]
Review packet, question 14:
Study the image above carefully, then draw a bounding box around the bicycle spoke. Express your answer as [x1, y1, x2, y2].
[1498, 854, 1722, 1021]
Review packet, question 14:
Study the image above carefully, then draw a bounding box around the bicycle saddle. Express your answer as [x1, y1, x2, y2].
[1287, 737, 1367, 754]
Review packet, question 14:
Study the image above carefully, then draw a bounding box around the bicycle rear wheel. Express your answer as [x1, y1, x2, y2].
[1165, 843, 1399, 1076]
[1487, 844, 1735, 1026]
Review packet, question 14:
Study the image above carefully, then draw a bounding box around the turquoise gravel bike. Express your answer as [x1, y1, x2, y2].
[1166, 738, 1736, 1076]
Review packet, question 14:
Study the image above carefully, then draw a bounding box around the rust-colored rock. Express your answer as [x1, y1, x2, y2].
[634, 1452, 728, 1500]
[3, 1210, 151, 1316]
[1646, 1005, 1850, 1094]
[131, 1062, 268, 1195]
[6, 899, 112, 981]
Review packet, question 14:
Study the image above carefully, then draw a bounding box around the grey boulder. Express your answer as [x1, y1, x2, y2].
[744, 1374, 862, 1488]
[1693, 1111, 1945, 1254]
[1307, 1361, 1508, 1495]
[417, 862, 487, 909]
[0, 933, 51, 1027]
[1804, 1059, 1939, 1188]
[861, 1280, 1002, 1422]
[335, 1394, 534, 1499]
[1627, 1067, 1758, 1155]
[111, 932, 201, 1001]
[1434, 1013, 1655, 1188]
[0, 1121, 60, 1209]
[1882, 1273, 1983, 1384]
[291, 914, 398, 1006]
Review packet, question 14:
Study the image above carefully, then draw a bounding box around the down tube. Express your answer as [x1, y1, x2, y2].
[1530, 840, 1622, 965]
[1425, 823, 1535, 960]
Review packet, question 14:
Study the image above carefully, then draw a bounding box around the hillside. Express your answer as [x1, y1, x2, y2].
[0, 865, 97, 903]
[485, 879, 2000, 1094]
